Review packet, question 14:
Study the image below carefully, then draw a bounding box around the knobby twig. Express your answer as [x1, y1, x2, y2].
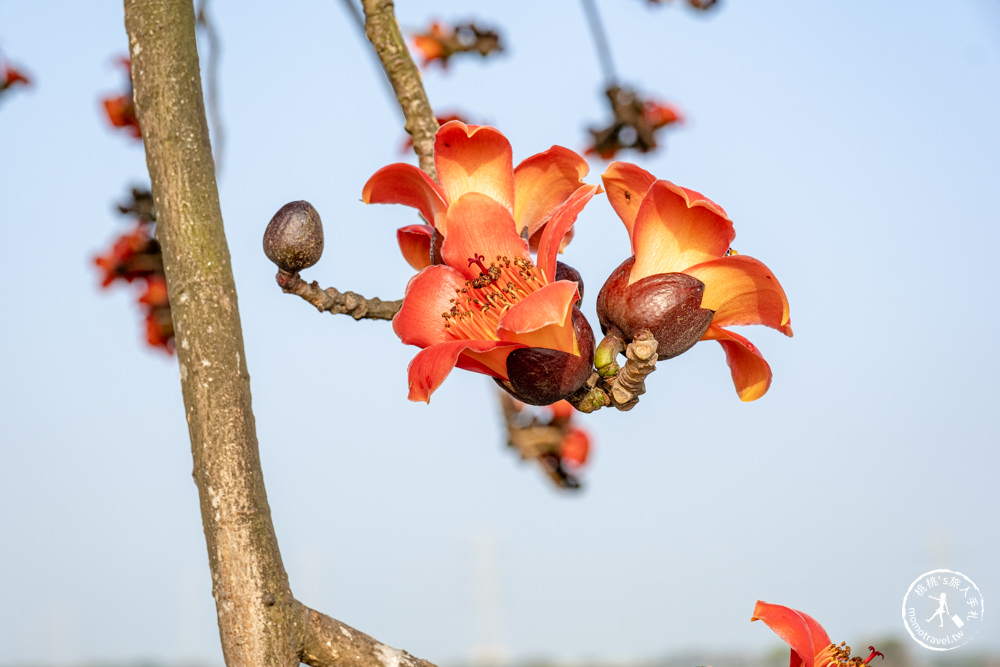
[125, 1, 439, 664]
[277, 271, 402, 320]
[362, 0, 440, 178]
[580, 0, 618, 86]
[569, 333, 659, 413]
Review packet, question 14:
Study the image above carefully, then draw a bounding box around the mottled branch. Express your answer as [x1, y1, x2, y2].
[277, 271, 402, 321]
[295, 601, 439, 667]
[127, 1, 440, 665]
[362, 0, 439, 178]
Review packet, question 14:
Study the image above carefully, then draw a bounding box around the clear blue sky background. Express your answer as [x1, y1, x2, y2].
[1, 0, 998, 664]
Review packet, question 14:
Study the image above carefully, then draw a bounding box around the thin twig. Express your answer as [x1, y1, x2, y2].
[277, 272, 402, 320]
[580, 0, 618, 86]
[196, 0, 225, 175]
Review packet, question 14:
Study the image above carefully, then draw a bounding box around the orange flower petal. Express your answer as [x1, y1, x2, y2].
[362, 163, 449, 231]
[701, 326, 773, 401]
[406, 340, 523, 402]
[601, 162, 657, 238]
[397, 224, 434, 271]
[435, 121, 514, 214]
[497, 280, 579, 354]
[630, 180, 735, 282]
[685, 255, 792, 336]
[441, 192, 529, 282]
[534, 184, 601, 282]
[513, 145, 590, 237]
[751, 601, 832, 667]
[392, 265, 467, 348]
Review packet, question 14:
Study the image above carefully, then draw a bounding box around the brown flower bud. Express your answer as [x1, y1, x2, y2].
[555, 261, 584, 306]
[263, 201, 324, 274]
[596, 256, 714, 359]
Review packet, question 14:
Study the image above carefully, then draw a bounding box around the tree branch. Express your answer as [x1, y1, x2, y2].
[126, 1, 440, 665]
[295, 601, 438, 667]
[277, 271, 402, 320]
[362, 0, 439, 178]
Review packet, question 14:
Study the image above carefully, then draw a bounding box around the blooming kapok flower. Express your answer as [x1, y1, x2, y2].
[391, 190, 592, 403]
[597, 162, 791, 401]
[752, 601, 884, 667]
[364, 121, 600, 271]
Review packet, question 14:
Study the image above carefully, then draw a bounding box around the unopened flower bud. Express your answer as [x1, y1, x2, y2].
[596, 256, 714, 359]
[263, 201, 324, 274]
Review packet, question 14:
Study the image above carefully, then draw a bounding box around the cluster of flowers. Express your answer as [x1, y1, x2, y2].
[586, 85, 683, 160]
[364, 121, 791, 410]
[93, 190, 174, 353]
[411, 20, 503, 69]
[503, 396, 591, 485]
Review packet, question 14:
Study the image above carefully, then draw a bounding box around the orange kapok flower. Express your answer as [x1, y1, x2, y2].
[391, 191, 593, 403]
[596, 162, 792, 401]
[103, 95, 141, 138]
[364, 121, 601, 270]
[412, 21, 449, 68]
[752, 601, 885, 667]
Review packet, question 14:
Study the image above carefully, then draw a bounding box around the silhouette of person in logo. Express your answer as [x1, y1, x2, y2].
[927, 592, 950, 627]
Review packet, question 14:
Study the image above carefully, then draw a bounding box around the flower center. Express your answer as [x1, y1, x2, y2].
[818, 642, 884, 667]
[442, 254, 544, 340]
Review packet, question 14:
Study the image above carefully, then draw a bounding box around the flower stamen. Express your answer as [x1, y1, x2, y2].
[818, 642, 886, 667]
[443, 255, 545, 340]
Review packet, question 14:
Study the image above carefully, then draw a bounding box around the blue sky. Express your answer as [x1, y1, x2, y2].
[1, 0, 998, 664]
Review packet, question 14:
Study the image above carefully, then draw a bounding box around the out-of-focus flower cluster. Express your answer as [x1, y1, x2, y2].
[411, 20, 503, 69]
[93, 188, 174, 353]
[645, 0, 720, 10]
[102, 57, 141, 139]
[586, 85, 683, 160]
[502, 396, 592, 489]
[0, 53, 31, 101]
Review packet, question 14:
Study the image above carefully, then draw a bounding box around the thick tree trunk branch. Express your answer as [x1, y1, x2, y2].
[294, 601, 438, 667]
[126, 2, 441, 666]
[362, 0, 439, 178]
[125, 1, 298, 664]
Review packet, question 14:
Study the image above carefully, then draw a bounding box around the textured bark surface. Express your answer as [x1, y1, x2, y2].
[126, 2, 446, 665]
[362, 0, 439, 178]
[125, 1, 298, 664]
